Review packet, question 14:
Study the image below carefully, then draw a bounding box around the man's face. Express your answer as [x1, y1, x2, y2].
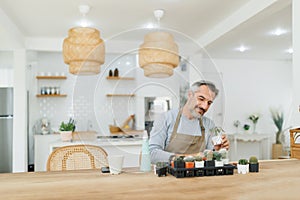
[188, 85, 216, 118]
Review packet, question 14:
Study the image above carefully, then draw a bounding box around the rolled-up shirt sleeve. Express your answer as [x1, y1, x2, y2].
[149, 112, 174, 164]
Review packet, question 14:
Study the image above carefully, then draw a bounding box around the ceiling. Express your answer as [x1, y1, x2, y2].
[0, 0, 292, 60]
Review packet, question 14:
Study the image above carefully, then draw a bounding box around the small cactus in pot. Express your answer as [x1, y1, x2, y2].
[194, 155, 204, 168]
[204, 150, 215, 167]
[183, 156, 195, 168]
[237, 158, 249, 174]
[249, 156, 259, 172]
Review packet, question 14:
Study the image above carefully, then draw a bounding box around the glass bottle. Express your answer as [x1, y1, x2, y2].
[140, 130, 151, 172]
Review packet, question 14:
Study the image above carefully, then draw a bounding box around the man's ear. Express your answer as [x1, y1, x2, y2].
[187, 90, 193, 98]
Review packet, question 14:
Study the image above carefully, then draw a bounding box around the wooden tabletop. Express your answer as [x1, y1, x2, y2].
[1, 159, 300, 200]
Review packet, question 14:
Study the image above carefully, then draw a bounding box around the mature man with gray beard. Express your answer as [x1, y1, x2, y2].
[149, 80, 230, 163]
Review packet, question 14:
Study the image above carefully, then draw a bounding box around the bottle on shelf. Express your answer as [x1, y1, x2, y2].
[114, 68, 119, 77]
[140, 130, 151, 172]
[109, 69, 113, 77]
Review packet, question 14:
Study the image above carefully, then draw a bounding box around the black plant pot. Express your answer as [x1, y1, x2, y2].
[249, 163, 259, 172]
[174, 160, 185, 168]
[205, 160, 215, 167]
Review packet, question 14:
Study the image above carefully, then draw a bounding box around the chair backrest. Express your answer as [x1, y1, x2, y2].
[290, 128, 300, 159]
[47, 144, 108, 171]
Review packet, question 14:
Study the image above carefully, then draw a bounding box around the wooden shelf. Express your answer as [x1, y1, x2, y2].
[106, 94, 135, 97]
[36, 76, 67, 80]
[106, 76, 134, 80]
[36, 94, 67, 97]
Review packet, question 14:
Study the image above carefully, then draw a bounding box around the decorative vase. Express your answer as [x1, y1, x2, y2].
[272, 143, 283, 159]
[252, 123, 257, 134]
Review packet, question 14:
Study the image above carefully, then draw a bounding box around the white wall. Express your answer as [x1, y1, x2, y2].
[214, 59, 292, 141]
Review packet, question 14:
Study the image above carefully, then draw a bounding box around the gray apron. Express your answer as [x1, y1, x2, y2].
[165, 110, 206, 154]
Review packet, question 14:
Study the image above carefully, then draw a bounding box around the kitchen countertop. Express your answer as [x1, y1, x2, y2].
[0, 159, 300, 199]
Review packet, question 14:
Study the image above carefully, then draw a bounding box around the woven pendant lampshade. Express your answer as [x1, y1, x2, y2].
[139, 31, 179, 78]
[63, 27, 105, 75]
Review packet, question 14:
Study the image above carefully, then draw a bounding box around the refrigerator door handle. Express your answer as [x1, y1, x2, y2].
[0, 115, 13, 119]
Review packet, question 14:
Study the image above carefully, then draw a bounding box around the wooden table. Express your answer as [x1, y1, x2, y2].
[1, 159, 300, 200]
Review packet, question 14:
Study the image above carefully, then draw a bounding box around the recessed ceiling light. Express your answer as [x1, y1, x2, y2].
[270, 28, 287, 36]
[145, 23, 155, 29]
[235, 45, 249, 52]
[286, 48, 293, 54]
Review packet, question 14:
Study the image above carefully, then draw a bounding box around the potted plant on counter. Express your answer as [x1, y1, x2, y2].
[249, 156, 259, 172]
[213, 151, 223, 167]
[237, 158, 249, 174]
[219, 148, 229, 164]
[183, 156, 195, 168]
[59, 118, 76, 142]
[194, 155, 204, 168]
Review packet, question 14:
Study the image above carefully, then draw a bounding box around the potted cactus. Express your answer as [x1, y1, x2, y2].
[219, 148, 229, 164]
[213, 151, 223, 167]
[211, 126, 224, 146]
[155, 162, 168, 177]
[194, 155, 204, 168]
[183, 156, 195, 168]
[204, 150, 215, 167]
[249, 156, 259, 172]
[237, 158, 249, 174]
[173, 156, 185, 168]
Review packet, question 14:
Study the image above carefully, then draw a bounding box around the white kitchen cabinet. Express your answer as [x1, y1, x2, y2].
[34, 134, 60, 172]
[34, 135, 143, 171]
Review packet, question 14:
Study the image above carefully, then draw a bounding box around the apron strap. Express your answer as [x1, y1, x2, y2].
[198, 116, 206, 152]
[169, 109, 183, 142]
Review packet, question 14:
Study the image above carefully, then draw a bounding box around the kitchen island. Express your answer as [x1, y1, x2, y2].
[35, 133, 143, 171]
[1, 159, 299, 199]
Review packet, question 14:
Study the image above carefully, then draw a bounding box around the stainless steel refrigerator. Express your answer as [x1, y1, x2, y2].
[0, 87, 13, 173]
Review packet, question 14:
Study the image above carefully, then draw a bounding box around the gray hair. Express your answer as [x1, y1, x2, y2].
[190, 80, 219, 97]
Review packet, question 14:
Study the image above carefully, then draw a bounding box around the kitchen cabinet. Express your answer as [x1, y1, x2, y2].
[34, 134, 143, 171]
[34, 134, 61, 172]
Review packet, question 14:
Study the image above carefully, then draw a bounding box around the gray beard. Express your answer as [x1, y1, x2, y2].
[190, 109, 201, 119]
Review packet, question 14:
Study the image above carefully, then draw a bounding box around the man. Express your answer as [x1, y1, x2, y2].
[149, 80, 230, 163]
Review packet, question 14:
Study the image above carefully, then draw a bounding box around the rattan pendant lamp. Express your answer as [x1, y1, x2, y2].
[139, 9, 179, 78]
[63, 5, 105, 75]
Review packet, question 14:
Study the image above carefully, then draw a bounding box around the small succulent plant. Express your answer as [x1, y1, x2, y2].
[238, 158, 248, 165]
[249, 156, 258, 164]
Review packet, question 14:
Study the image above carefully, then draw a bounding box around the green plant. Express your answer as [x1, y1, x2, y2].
[211, 126, 225, 136]
[238, 159, 248, 165]
[243, 124, 250, 131]
[270, 108, 284, 144]
[59, 118, 76, 131]
[219, 148, 228, 159]
[249, 114, 259, 124]
[213, 151, 222, 161]
[249, 156, 258, 164]
[183, 156, 195, 162]
[204, 150, 213, 161]
[194, 155, 202, 161]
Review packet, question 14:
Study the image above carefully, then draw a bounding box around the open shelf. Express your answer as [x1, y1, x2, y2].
[36, 94, 67, 97]
[36, 76, 67, 80]
[106, 76, 134, 80]
[106, 94, 135, 97]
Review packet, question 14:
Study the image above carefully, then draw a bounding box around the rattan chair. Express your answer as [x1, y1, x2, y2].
[47, 144, 108, 171]
[290, 128, 300, 159]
